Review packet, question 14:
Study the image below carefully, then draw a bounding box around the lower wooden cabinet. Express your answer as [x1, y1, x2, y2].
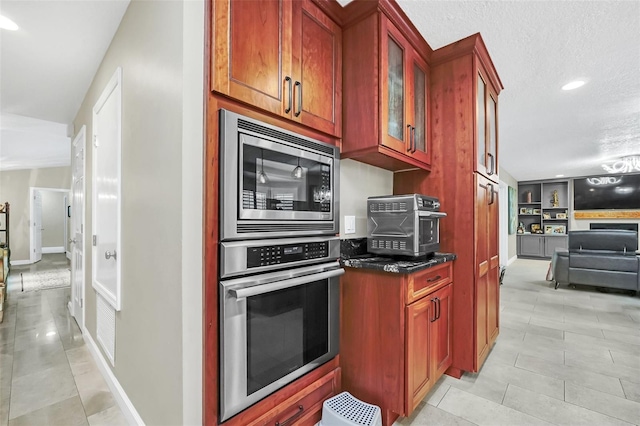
[341, 262, 453, 426]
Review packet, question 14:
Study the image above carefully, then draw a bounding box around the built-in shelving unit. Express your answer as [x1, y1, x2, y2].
[517, 180, 569, 258]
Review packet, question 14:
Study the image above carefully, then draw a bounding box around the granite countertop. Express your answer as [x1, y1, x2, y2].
[339, 238, 456, 274]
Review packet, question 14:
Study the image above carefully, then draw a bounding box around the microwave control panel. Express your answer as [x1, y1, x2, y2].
[247, 241, 329, 268]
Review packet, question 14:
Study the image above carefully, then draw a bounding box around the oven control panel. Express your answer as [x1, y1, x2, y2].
[247, 241, 329, 268]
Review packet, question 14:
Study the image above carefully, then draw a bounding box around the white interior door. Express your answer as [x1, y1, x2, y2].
[92, 68, 122, 311]
[70, 126, 86, 328]
[33, 190, 43, 263]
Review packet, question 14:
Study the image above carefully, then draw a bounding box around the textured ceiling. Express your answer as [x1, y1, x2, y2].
[343, 0, 640, 181]
[1, 0, 639, 179]
[0, 0, 129, 171]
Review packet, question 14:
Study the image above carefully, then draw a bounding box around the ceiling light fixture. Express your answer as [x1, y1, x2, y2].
[561, 80, 585, 91]
[555, 174, 565, 177]
[291, 158, 303, 179]
[0, 15, 19, 31]
[602, 155, 640, 174]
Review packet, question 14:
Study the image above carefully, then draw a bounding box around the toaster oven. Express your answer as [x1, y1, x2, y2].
[367, 194, 446, 257]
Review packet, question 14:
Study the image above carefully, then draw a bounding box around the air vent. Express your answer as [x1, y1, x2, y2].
[237, 223, 335, 233]
[369, 202, 407, 212]
[238, 119, 336, 155]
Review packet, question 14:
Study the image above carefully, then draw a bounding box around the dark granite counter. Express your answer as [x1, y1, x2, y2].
[340, 238, 456, 274]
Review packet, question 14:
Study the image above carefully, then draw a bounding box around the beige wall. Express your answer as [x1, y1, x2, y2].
[339, 159, 394, 238]
[40, 189, 67, 249]
[0, 167, 71, 261]
[499, 167, 518, 262]
[72, 0, 204, 423]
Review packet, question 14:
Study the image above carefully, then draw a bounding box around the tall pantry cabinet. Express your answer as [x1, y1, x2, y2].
[395, 33, 503, 375]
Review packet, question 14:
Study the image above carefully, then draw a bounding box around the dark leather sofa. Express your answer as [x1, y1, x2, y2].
[553, 230, 639, 292]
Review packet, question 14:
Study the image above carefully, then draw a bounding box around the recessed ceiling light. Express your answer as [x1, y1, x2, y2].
[555, 174, 564, 177]
[562, 80, 585, 91]
[0, 15, 19, 31]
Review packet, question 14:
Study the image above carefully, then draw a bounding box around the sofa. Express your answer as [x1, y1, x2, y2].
[553, 230, 639, 293]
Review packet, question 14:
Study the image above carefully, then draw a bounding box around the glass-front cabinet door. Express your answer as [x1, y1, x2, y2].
[381, 17, 430, 167]
[476, 67, 499, 182]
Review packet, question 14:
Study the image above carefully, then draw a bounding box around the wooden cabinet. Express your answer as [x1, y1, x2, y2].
[394, 33, 503, 376]
[517, 235, 568, 258]
[212, 0, 342, 137]
[341, 0, 432, 171]
[476, 70, 499, 181]
[341, 262, 453, 426]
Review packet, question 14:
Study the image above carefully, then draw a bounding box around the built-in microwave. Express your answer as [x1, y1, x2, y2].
[219, 109, 340, 240]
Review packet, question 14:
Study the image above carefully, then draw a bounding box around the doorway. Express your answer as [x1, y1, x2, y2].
[29, 187, 70, 264]
[69, 125, 86, 329]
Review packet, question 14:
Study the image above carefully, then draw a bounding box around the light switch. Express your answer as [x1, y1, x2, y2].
[345, 215, 356, 234]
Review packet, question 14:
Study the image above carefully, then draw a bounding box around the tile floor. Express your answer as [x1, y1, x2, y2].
[3, 256, 640, 425]
[397, 258, 640, 426]
[1, 254, 126, 426]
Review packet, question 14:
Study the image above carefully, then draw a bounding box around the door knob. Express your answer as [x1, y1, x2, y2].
[105, 250, 117, 260]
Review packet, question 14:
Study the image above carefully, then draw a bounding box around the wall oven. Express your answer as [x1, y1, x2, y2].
[219, 259, 343, 422]
[220, 109, 340, 240]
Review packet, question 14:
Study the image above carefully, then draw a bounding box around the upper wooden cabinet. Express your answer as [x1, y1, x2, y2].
[341, 0, 432, 171]
[430, 34, 503, 182]
[212, 0, 342, 137]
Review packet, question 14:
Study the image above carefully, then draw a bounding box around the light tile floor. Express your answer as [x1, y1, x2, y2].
[1, 254, 126, 426]
[397, 258, 640, 426]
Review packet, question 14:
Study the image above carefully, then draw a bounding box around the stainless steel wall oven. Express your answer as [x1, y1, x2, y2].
[218, 110, 343, 422]
[219, 109, 340, 240]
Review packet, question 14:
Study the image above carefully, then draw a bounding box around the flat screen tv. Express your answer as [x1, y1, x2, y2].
[574, 174, 640, 210]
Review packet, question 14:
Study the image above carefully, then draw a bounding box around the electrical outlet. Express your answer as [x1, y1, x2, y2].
[345, 216, 356, 234]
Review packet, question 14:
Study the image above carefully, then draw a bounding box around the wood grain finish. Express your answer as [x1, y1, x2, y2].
[341, 3, 431, 171]
[213, 0, 341, 137]
[394, 34, 502, 375]
[574, 211, 640, 219]
[341, 264, 453, 426]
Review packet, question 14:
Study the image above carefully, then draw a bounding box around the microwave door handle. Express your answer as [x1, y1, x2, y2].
[231, 268, 345, 299]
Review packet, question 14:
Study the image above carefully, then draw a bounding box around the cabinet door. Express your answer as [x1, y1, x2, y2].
[292, 0, 342, 136]
[407, 50, 430, 166]
[213, 0, 292, 116]
[544, 236, 568, 258]
[487, 183, 500, 344]
[406, 296, 434, 414]
[431, 284, 452, 378]
[519, 235, 544, 257]
[381, 17, 410, 154]
[487, 91, 498, 180]
[476, 73, 488, 176]
[475, 175, 490, 367]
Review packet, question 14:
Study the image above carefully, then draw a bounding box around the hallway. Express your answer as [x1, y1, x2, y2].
[0, 254, 126, 425]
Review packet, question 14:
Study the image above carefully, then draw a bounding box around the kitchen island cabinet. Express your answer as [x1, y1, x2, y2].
[212, 0, 342, 137]
[340, 261, 453, 426]
[341, 0, 432, 171]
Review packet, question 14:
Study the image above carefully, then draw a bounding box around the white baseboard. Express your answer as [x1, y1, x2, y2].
[10, 259, 32, 266]
[83, 328, 144, 425]
[42, 246, 65, 254]
[507, 255, 518, 266]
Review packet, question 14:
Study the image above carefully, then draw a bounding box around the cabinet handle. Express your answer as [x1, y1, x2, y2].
[275, 405, 303, 426]
[294, 81, 302, 117]
[406, 125, 412, 152]
[488, 184, 495, 205]
[284, 77, 292, 114]
[430, 299, 437, 322]
[411, 126, 417, 153]
[436, 297, 441, 320]
[427, 275, 442, 283]
[487, 153, 495, 175]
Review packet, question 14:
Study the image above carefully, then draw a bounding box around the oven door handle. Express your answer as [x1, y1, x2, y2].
[230, 268, 345, 299]
[417, 211, 447, 218]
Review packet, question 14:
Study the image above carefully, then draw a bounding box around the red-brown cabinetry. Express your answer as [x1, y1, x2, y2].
[394, 33, 503, 376]
[341, 0, 432, 171]
[212, 0, 342, 137]
[341, 262, 453, 426]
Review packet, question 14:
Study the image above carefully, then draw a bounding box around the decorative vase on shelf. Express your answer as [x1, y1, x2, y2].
[526, 191, 532, 203]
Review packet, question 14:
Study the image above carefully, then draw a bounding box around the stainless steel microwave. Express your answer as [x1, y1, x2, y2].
[219, 109, 340, 240]
[367, 194, 446, 257]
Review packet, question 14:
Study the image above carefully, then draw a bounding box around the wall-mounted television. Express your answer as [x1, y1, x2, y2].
[574, 173, 640, 210]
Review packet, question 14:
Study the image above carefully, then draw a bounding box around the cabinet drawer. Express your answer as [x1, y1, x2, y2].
[249, 367, 340, 426]
[407, 263, 451, 304]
